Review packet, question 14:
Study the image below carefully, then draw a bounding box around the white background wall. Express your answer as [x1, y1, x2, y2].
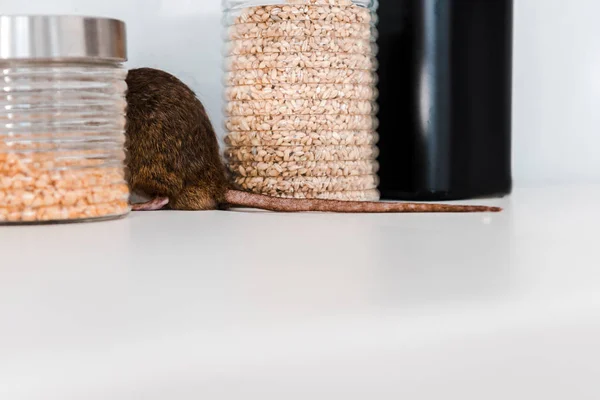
[1, 0, 599, 187]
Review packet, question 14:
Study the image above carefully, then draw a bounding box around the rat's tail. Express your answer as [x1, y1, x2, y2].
[224, 190, 502, 213]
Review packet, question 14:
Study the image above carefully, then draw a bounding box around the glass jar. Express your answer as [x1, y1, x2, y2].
[0, 16, 129, 224]
[222, 0, 380, 200]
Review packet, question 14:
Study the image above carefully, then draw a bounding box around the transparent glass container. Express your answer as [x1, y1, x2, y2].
[222, 0, 380, 200]
[0, 16, 129, 224]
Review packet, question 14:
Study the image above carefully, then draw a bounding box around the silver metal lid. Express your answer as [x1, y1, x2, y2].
[0, 15, 127, 62]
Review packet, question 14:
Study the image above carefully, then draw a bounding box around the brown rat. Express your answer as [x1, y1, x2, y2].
[125, 68, 501, 213]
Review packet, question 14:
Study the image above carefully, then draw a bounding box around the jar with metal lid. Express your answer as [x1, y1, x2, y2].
[0, 16, 129, 223]
[222, 0, 380, 201]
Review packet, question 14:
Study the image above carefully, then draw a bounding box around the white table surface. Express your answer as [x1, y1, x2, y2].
[1, 185, 599, 400]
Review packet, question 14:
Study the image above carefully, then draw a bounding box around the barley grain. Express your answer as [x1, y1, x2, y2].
[225, 114, 378, 131]
[228, 159, 379, 177]
[225, 83, 376, 101]
[225, 53, 376, 71]
[228, 21, 374, 40]
[225, 67, 375, 85]
[276, 188, 380, 201]
[233, 174, 378, 195]
[232, 5, 372, 25]
[225, 144, 378, 163]
[226, 98, 375, 116]
[225, 130, 378, 146]
[224, 0, 380, 200]
[228, 36, 374, 55]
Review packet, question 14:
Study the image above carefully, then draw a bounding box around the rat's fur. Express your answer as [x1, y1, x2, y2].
[125, 68, 228, 210]
[125, 68, 501, 213]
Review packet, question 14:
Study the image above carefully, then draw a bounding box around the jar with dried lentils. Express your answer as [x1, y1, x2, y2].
[0, 16, 129, 223]
[223, 0, 380, 200]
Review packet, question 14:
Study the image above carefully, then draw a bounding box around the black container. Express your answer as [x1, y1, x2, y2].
[376, 0, 513, 200]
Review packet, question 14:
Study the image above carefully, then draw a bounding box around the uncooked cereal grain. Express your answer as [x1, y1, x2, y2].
[233, 174, 378, 195]
[225, 114, 378, 132]
[276, 188, 380, 201]
[224, 145, 378, 163]
[223, 0, 379, 200]
[231, 4, 372, 25]
[0, 143, 129, 223]
[226, 98, 375, 116]
[227, 36, 374, 55]
[228, 21, 374, 40]
[0, 201, 129, 223]
[224, 130, 378, 147]
[228, 159, 379, 177]
[225, 67, 375, 85]
[225, 83, 376, 101]
[281, 0, 355, 6]
[225, 52, 376, 71]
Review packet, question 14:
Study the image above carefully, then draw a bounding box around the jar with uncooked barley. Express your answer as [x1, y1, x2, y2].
[0, 16, 129, 224]
[223, 0, 380, 200]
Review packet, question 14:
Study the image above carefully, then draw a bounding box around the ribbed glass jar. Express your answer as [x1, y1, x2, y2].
[222, 0, 380, 200]
[0, 16, 129, 224]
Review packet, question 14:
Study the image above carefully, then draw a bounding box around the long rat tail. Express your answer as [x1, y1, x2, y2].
[224, 190, 502, 213]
